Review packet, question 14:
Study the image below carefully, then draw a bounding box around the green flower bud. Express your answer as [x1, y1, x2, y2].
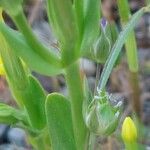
[85, 91, 122, 136]
[105, 21, 119, 47]
[0, 0, 22, 16]
[93, 19, 122, 66]
[93, 19, 111, 64]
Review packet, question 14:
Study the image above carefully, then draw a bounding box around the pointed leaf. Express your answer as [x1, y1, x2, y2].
[98, 6, 149, 90]
[12, 75, 46, 130]
[0, 103, 27, 125]
[81, 0, 101, 55]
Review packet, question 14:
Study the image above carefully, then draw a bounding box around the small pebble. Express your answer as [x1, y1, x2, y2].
[7, 128, 26, 147]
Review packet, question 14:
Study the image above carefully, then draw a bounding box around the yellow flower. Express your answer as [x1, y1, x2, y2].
[0, 57, 5, 75]
[0, 8, 5, 75]
[122, 117, 137, 143]
[0, 8, 3, 22]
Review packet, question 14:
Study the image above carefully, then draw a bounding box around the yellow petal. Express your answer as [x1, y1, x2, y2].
[0, 7, 3, 22]
[122, 117, 137, 143]
[0, 58, 5, 75]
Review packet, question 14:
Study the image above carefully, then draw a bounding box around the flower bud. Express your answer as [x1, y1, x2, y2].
[85, 91, 122, 136]
[122, 117, 137, 143]
[105, 21, 119, 47]
[93, 19, 111, 64]
[0, 0, 22, 16]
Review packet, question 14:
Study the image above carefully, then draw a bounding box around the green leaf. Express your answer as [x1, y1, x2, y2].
[0, 22, 63, 76]
[0, 0, 22, 16]
[47, 0, 78, 44]
[74, 0, 84, 35]
[81, 0, 101, 56]
[45, 93, 76, 150]
[47, 0, 79, 66]
[0, 103, 27, 125]
[12, 75, 46, 130]
[98, 6, 149, 90]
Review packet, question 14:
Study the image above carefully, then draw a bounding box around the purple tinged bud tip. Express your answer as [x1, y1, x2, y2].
[101, 18, 107, 30]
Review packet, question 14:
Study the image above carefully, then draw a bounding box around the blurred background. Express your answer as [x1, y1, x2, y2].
[0, 0, 150, 149]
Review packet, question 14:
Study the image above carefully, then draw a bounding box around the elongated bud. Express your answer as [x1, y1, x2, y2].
[0, 0, 22, 16]
[122, 117, 137, 143]
[84, 90, 122, 136]
[105, 21, 119, 47]
[93, 19, 111, 64]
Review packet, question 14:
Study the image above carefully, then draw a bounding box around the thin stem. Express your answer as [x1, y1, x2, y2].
[117, 0, 138, 72]
[125, 142, 138, 150]
[117, 0, 141, 117]
[129, 72, 141, 117]
[146, 0, 150, 5]
[29, 131, 51, 150]
[94, 64, 102, 95]
[11, 8, 61, 68]
[35, 137, 46, 150]
[88, 133, 96, 150]
[65, 61, 88, 150]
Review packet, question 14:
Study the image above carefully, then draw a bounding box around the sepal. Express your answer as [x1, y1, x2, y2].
[84, 91, 122, 136]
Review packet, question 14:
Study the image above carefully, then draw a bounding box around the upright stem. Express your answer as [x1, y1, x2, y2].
[88, 133, 96, 150]
[117, 0, 141, 117]
[65, 61, 88, 150]
[125, 142, 138, 150]
[130, 72, 141, 117]
[146, 0, 150, 5]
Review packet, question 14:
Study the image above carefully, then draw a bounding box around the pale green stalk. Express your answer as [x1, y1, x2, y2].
[117, 0, 141, 117]
[65, 61, 88, 150]
[125, 142, 138, 150]
[146, 0, 150, 5]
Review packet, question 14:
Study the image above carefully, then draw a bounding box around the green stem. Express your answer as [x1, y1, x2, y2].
[11, 8, 61, 68]
[146, 0, 150, 5]
[35, 137, 46, 150]
[117, 0, 138, 72]
[88, 133, 96, 150]
[29, 131, 51, 150]
[65, 61, 88, 150]
[125, 142, 138, 150]
[129, 72, 141, 117]
[117, 0, 141, 117]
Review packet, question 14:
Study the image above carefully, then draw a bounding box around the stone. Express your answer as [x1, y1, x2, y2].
[7, 128, 26, 147]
